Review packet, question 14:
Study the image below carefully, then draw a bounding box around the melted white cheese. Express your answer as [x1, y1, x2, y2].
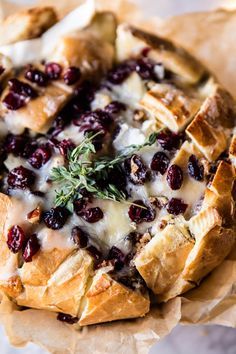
[1, 66, 207, 257]
[113, 124, 145, 151]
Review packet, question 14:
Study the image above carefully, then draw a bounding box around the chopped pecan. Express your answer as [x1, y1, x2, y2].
[27, 206, 41, 224]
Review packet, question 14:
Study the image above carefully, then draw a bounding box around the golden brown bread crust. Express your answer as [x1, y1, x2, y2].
[1, 83, 72, 133]
[79, 271, 150, 326]
[184, 208, 235, 282]
[157, 161, 235, 302]
[116, 24, 205, 84]
[49, 31, 114, 77]
[202, 161, 235, 225]
[140, 83, 201, 133]
[0, 7, 57, 45]
[17, 250, 94, 316]
[0, 16, 115, 133]
[158, 208, 235, 303]
[135, 222, 194, 295]
[0, 12, 235, 327]
[186, 83, 235, 161]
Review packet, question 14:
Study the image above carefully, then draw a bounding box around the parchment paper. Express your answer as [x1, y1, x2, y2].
[0, 1, 236, 353]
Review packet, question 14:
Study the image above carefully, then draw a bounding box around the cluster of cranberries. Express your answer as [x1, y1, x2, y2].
[5, 131, 53, 170]
[2, 62, 81, 111]
[48, 81, 96, 137]
[4, 131, 78, 189]
[5, 132, 37, 158]
[3, 78, 37, 110]
[6, 140, 53, 190]
[25, 63, 81, 86]
[42, 197, 104, 231]
[50, 138, 76, 158]
[7, 166, 36, 190]
[107, 57, 161, 85]
[7, 225, 40, 262]
[73, 109, 113, 137]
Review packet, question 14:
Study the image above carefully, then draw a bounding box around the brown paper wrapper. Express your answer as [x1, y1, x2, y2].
[0, 1, 236, 353]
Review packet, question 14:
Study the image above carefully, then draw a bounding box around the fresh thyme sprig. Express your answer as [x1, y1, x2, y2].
[50, 131, 158, 212]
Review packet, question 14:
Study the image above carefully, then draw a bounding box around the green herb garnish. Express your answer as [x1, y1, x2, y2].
[50, 131, 158, 212]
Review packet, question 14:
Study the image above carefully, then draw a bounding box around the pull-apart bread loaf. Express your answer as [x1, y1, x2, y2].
[0, 6, 235, 327]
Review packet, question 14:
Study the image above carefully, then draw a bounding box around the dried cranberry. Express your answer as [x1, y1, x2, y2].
[25, 67, 48, 86]
[74, 81, 95, 106]
[48, 116, 65, 137]
[71, 226, 88, 248]
[81, 207, 103, 223]
[22, 234, 40, 262]
[45, 62, 62, 80]
[141, 47, 151, 57]
[21, 140, 38, 158]
[3, 79, 37, 110]
[63, 66, 81, 85]
[57, 139, 75, 157]
[166, 198, 188, 215]
[5, 133, 27, 155]
[75, 109, 112, 135]
[43, 207, 70, 230]
[124, 154, 148, 185]
[107, 61, 134, 85]
[188, 155, 204, 181]
[3, 92, 26, 110]
[128, 200, 156, 224]
[157, 131, 180, 151]
[28, 145, 51, 169]
[74, 198, 87, 215]
[107, 246, 125, 270]
[150, 151, 170, 175]
[57, 313, 78, 324]
[135, 58, 156, 80]
[104, 101, 126, 115]
[7, 166, 35, 189]
[8, 78, 37, 98]
[7, 225, 26, 253]
[166, 164, 183, 190]
[86, 245, 102, 261]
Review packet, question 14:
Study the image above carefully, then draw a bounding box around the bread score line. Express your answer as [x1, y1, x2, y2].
[0, 3, 234, 327]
